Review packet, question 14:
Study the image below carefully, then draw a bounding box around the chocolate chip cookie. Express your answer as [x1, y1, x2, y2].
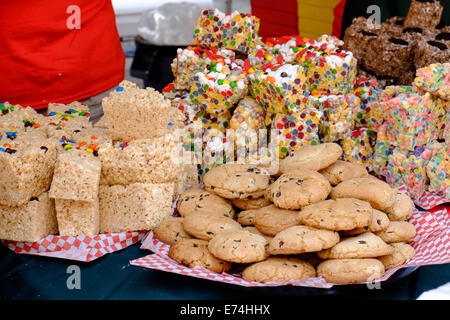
[267, 225, 340, 255]
[177, 188, 234, 218]
[317, 258, 385, 284]
[317, 232, 395, 259]
[242, 256, 316, 283]
[252, 205, 302, 236]
[182, 212, 242, 240]
[298, 198, 373, 231]
[279, 143, 342, 173]
[341, 209, 390, 235]
[375, 221, 417, 243]
[208, 229, 268, 263]
[232, 197, 272, 210]
[168, 238, 232, 273]
[267, 169, 331, 209]
[385, 190, 413, 221]
[153, 216, 193, 245]
[319, 160, 368, 186]
[203, 163, 270, 200]
[330, 176, 395, 211]
[378, 242, 416, 270]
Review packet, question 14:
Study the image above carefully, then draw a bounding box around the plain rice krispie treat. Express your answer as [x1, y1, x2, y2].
[0, 192, 58, 242]
[0, 136, 57, 206]
[99, 182, 175, 233]
[98, 133, 184, 185]
[49, 149, 101, 202]
[102, 80, 172, 140]
[55, 198, 99, 236]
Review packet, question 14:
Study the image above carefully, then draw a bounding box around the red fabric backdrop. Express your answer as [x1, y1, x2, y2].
[0, 0, 125, 110]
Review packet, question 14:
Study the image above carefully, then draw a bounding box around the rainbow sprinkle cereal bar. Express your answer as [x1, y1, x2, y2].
[229, 96, 266, 162]
[193, 9, 260, 54]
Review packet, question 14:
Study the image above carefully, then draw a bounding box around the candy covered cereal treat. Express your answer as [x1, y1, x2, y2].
[0, 135, 56, 206]
[248, 63, 308, 115]
[340, 127, 376, 171]
[49, 149, 101, 202]
[351, 78, 382, 130]
[102, 80, 172, 140]
[426, 143, 449, 198]
[306, 94, 356, 142]
[300, 46, 357, 95]
[189, 61, 248, 116]
[381, 92, 440, 151]
[0, 105, 47, 136]
[99, 182, 175, 233]
[414, 62, 449, 100]
[55, 198, 99, 236]
[372, 124, 395, 176]
[386, 146, 430, 201]
[0, 192, 58, 242]
[404, 0, 443, 29]
[230, 96, 266, 161]
[193, 9, 260, 54]
[44, 103, 92, 139]
[271, 109, 321, 158]
[171, 46, 236, 90]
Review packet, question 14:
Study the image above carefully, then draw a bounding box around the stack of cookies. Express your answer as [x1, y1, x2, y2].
[154, 142, 417, 285]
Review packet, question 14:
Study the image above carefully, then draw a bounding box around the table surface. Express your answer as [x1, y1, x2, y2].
[1, 242, 449, 300]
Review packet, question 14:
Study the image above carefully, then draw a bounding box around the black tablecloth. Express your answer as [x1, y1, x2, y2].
[1, 241, 449, 300]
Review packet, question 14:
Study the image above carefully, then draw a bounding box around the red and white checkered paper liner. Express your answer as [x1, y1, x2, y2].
[131, 198, 450, 289]
[2, 231, 146, 262]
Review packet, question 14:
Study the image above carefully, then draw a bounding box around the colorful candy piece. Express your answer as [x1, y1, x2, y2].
[271, 109, 321, 158]
[193, 9, 260, 54]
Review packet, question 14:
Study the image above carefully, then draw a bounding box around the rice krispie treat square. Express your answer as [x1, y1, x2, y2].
[0, 192, 58, 242]
[102, 80, 172, 140]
